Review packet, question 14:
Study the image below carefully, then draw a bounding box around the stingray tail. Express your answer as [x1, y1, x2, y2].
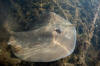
[3, 20, 15, 34]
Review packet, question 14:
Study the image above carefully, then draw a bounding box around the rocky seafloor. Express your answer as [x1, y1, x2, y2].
[0, 0, 100, 66]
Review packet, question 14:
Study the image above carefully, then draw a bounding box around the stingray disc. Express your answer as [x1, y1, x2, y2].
[7, 12, 76, 62]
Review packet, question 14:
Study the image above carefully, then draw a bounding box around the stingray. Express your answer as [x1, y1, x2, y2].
[5, 12, 76, 62]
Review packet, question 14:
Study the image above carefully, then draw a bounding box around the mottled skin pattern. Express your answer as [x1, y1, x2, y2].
[7, 12, 76, 62]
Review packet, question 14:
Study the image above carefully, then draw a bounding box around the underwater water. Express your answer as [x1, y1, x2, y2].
[0, 0, 100, 66]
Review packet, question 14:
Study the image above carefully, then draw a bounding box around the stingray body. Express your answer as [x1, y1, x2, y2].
[7, 12, 76, 62]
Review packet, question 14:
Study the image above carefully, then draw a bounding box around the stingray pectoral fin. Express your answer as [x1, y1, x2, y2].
[65, 24, 76, 27]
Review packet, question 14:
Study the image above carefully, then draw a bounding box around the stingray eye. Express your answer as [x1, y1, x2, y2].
[55, 28, 62, 34]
